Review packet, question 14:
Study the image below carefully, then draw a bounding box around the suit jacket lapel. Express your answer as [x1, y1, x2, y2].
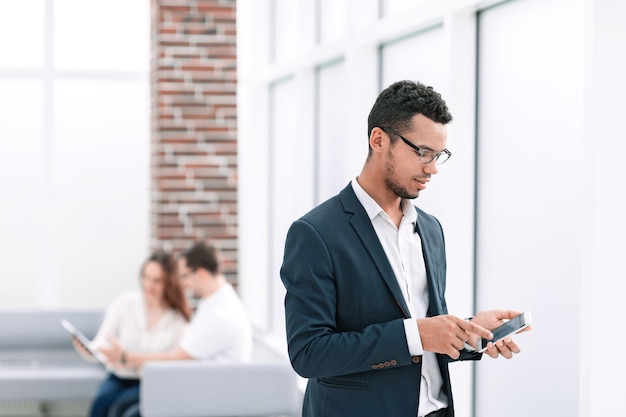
[413, 211, 444, 316]
[339, 185, 412, 318]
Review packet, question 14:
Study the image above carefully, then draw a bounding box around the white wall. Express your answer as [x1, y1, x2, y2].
[0, 0, 150, 308]
[238, 0, 626, 416]
[581, 0, 626, 415]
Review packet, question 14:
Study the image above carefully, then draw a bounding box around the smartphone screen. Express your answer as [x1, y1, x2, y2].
[478, 312, 531, 352]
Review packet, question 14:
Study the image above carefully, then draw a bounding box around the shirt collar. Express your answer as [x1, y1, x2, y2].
[351, 178, 418, 223]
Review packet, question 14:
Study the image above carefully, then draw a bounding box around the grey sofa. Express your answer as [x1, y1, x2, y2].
[141, 332, 302, 417]
[0, 309, 106, 402]
[0, 309, 302, 417]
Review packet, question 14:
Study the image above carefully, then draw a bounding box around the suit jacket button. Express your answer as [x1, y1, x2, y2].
[371, 364, 379, 369]
[412, 356, 421, 363]
[390, 360, 397, 366]
[384, 361, 391, 367]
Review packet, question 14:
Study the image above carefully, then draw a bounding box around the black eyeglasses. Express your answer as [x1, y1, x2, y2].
[381, 127, 452, 165]
[179, 269, 196, 280]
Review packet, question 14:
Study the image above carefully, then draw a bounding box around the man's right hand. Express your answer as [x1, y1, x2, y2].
[416, 315, 493, 359]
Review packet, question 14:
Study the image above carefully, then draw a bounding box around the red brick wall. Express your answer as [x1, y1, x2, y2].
[150, 0, 238, 283]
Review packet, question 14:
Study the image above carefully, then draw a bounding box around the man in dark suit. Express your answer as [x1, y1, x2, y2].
[280, 80, 527, 417]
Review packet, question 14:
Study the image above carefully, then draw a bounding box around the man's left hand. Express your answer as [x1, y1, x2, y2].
[469, 309, 531, 359]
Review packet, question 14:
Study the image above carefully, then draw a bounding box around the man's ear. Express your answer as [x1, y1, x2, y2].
[369, 127, 386, 153]
[194, 268, 209, 280]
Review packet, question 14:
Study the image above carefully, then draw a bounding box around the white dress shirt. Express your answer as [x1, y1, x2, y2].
[351, 179, 447, 417]
[180, 283, 253, 362]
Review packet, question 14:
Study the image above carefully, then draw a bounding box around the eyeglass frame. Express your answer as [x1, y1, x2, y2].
[179, 267, 197, 280]
[380, 127, 452, 165]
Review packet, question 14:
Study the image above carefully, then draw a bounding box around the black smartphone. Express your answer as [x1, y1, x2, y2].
[478, 311, 532, 353]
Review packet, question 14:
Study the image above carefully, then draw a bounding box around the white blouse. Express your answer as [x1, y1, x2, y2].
[92, 290, 188, 378]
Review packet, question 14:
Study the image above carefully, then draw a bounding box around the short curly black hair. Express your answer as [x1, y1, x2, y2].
[180, 241, 220, 275]
[367, 80, 452, 144]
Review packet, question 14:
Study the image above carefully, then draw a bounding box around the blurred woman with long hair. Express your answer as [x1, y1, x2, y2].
[72, 250, 191, 417]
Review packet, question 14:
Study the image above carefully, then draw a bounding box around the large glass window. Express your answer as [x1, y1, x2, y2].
[317, 0, 347, 43]
[0, 80, 45, 307]
[380, 26, 446, 216]
[0, 0, 150, 307]
[315, 60, 347, 203]
[267, 79, 297, 335]
[475, 0, 584, 415]
[381, 0, 428, 18]
[0, 1, 45, 69]
[53, 80, 149, 306]
[267, 78, 315, 337]
[271, 0, 300, 63]
[54, 0, 149, 72]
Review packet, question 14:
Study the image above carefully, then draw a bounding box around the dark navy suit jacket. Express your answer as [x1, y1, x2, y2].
[281, 183, 481, 417]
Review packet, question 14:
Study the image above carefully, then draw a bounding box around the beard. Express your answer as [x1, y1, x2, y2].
[384, 156, 419, 200]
